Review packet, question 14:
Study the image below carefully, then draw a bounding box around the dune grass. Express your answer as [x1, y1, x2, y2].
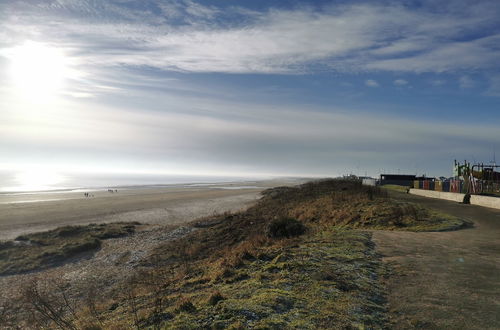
[143, 229, 387, 329]
[381, 184, 410, 192]
[2, 179, 470, 328]
[0, 222, 138, 275]
[90, 179, 467, 328]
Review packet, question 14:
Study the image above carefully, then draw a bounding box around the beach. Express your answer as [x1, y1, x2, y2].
[0, 179, 304, 241]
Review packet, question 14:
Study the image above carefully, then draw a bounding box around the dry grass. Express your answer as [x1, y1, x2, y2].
[1, 179, 470, 329]
[381, 184, 410, 192]
[0, 222, 139, 275]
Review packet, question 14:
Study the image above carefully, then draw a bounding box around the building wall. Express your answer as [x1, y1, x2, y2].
[380, 179, 413, 186]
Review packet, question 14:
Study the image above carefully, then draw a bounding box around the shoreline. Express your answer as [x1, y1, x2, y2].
[0, 180, 261, 196]
[0, 181, 260, 195]
[0, 185, 262, 205]
[0, 178, 297, 203]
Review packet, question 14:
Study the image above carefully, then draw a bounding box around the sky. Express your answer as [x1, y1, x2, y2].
[1, 0, 500, 182]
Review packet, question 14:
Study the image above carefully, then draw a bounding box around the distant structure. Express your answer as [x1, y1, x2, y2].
[361, 177, 377, 186]
[453, 159, 500, 194]
[379, 174, 417, 187]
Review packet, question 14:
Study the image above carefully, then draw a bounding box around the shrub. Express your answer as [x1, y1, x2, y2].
[267, 218, 306, 238]
[463, 194, 471, 204]
[0, 241, 14, 249]
[176, 297, 196, 313]
[208, 291, 225, 306]
[62, 238, 101, 256]
[57, 226, 83, 237]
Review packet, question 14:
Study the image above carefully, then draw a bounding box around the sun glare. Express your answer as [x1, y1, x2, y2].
[8, 41, 68, 101]
[14, 170, 65, 192]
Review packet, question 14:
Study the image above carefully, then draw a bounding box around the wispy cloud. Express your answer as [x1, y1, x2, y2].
[2, 92, 499, 176]
[1, 0, 500, 177]
[1, 1, 499, 75]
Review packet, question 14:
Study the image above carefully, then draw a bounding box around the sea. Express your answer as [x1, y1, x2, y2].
[0, 170, 260, 194]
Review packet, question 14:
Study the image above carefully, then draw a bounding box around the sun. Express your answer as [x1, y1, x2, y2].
[7, 41, 68, 101]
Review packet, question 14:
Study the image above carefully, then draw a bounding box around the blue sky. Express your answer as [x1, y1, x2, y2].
[1, 0, 500, 180]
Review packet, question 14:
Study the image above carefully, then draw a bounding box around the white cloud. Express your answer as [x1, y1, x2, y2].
[183, 0, 219, 19]
[1, 1, 500, 177]
[393, 79, 408, 86]
[2, 91, 500, 176]
[1, 1, 499, 74]
[365, 35, 500, 72]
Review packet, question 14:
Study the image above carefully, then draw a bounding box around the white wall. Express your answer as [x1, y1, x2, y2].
[470, 195, 500, 210]
[362, 178, 377, 186]
[410, 188, 500, 210]
[409, 189, 465, 203]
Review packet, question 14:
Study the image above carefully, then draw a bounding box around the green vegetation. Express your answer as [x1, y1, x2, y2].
[267, 217, 306, 238]
[260, 180, 469, 232]
[0, 222, 138, 275]
[1, 179, 470, 328]
[95, 180, 467, 328]
[143, 229, 387, 329]
[381, 184, 410, 192]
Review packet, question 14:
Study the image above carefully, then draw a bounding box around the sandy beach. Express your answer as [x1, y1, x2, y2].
[0, 179, 304, 241]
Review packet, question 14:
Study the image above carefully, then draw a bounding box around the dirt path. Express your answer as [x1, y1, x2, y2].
[373, 191, 500, 329]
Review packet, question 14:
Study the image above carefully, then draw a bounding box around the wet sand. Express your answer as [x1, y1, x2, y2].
[0, 179, 304, 241]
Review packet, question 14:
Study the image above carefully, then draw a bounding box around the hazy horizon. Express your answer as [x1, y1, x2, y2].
[0, 169, 282, 193]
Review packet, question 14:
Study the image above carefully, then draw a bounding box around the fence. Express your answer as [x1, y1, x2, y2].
[412, 178, 499, 195]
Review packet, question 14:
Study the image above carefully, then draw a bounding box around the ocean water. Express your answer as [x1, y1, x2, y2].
[0, 170, 254, 193]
